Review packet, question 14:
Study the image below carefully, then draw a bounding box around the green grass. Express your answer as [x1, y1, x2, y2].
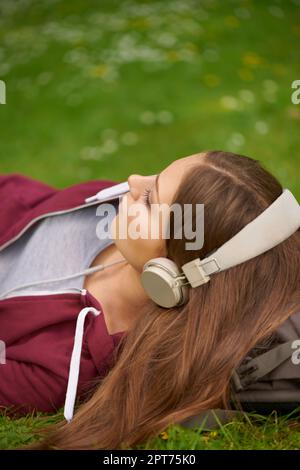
[0, 0, 299, 450]
[1, 407, 300, 450]
[0, 0, 299, 197]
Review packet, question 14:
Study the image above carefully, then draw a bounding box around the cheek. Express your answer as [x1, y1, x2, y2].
[127, 237, 166, 272]
[109, 207, 167, 270]
[111, 196, 150, 240]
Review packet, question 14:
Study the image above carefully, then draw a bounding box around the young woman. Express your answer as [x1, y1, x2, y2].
[0, 150, 299, 449]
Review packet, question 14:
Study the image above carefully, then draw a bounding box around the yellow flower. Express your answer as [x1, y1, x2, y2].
[210, 431, 218, 438]
[286, 106, 300, 120]
[225, 16, 240, 28]
[160, 431, 169, 440]
[184, 42, 198, 52]
[293, 25, 300, 36]
[203, 74, 220, 87]
[242, 52, 264, 68]
[128, 17, 150, 29]
[238, 68, 254, 81]
[166, 50, 180, 62]
[89, 64, 109, 78]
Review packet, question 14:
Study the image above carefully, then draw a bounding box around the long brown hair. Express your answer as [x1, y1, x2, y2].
[26, 151, 300, 449]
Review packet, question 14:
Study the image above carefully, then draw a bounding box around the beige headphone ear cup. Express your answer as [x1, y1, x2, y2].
[141, 257, 189, 308]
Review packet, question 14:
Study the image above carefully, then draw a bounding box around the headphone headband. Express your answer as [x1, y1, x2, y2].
[142, 188, 300, 307]
[181, 189, 300, 288]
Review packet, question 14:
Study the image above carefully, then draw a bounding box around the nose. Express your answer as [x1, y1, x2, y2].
[127, 174, 141, 186]
[127, 174, 157, 200]
[128, 174, 156, 186]
[127, 174, 143, 200]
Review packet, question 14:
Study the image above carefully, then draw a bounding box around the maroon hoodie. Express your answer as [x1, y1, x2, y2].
[0, 173, 126, 420]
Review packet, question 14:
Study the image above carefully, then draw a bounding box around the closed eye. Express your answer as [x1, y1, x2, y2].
[142, 188, 151, 208]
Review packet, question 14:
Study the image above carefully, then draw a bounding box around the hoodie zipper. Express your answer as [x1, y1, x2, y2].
[0, 287, 88, 301]
[0, 199, 104, 253]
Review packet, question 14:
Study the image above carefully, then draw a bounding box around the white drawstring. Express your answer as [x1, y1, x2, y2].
[64, 306, 101, 423]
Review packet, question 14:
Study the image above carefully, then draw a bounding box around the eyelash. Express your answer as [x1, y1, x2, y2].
[142, 188, 151, 207]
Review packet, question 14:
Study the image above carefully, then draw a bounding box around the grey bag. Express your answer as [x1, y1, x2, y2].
[231, 309, 300, 413]
[180, 310, 300, 430]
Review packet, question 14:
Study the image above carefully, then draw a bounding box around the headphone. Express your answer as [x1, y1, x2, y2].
[86, 180, 300, 309]
[2, 181, 299, 308]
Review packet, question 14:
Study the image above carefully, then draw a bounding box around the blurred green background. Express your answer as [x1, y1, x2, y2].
[0, 0, 299, 198]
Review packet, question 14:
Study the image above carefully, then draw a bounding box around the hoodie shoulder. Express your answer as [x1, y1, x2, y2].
[0, 173, 120, 250]
[0, 173, 56, 243]
[0, 173, 56, 209]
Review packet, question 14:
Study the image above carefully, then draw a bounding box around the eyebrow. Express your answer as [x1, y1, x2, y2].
[151, 173, 160, 205]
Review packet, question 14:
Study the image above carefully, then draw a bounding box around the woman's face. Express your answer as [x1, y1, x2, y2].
[109, 153, 203, 272]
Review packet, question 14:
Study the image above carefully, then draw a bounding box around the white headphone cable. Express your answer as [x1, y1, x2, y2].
[0, 258, 127, 300]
